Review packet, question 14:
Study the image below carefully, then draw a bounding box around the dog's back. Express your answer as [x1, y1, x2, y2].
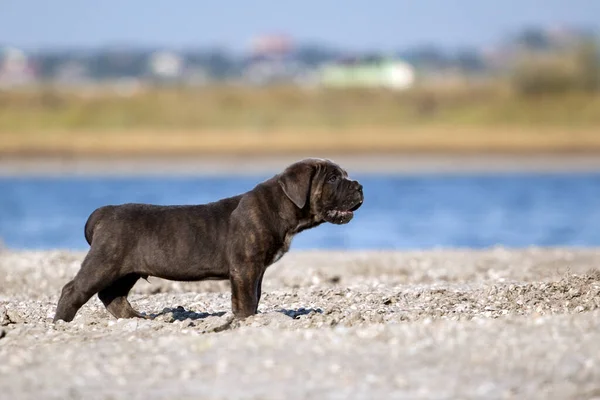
[83, 195, 245, 246]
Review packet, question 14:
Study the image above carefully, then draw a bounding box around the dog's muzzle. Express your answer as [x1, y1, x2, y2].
[325, 181, 364, 225]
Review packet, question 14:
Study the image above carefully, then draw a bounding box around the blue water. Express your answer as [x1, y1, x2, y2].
[1, 173, 600, 250]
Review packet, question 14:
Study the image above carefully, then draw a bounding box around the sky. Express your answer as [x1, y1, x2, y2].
[1, 1, 599, 53]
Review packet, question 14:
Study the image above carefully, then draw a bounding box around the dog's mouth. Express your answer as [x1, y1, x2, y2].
[324, 199, 363, 225]
[349, 201, 362, 212]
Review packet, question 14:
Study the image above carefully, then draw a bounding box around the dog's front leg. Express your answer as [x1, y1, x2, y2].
[229, 266, 264, 319]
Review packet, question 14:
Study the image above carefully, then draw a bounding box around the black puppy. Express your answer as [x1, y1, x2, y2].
[53, 158, 364, 322]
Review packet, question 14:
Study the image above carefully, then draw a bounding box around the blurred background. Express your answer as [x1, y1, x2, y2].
[1, 0, 600, 250]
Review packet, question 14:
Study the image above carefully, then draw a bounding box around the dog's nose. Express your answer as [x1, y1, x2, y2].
[353, 181, 363, 193]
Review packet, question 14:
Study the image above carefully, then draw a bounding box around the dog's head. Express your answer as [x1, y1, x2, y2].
[278, 158, 364, 224]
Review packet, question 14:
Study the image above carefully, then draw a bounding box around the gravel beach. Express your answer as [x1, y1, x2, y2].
[1, 248, 600, 399]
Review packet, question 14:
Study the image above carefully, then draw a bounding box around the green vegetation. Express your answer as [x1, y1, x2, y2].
[512, 40, 600, 96]
[1, 84, 600, 132]
[1, 78, 600, 155]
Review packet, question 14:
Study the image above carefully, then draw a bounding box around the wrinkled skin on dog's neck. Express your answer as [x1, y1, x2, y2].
[278, 190, 324, 237]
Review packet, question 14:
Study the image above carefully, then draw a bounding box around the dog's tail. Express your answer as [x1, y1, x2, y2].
[84, 207, 107, 246]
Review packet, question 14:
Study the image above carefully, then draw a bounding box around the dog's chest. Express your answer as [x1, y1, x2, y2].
[270, 232, 294, 265]
[268, 218, 316, 266]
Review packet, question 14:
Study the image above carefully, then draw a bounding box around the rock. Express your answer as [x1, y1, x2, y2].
[246, 312, 294, 328]
[0, 306, 20, 326]
[199, 313, 235, 333]
[0, 306, 8, 326]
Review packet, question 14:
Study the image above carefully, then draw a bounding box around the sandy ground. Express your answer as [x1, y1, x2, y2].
[1, 248, 600, 399]
[2, 153, 600, 176]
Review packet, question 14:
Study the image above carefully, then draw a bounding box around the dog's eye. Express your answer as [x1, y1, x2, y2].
[328, 175, 338, 183]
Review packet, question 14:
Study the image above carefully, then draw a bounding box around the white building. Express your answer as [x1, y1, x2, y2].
[0, 47, 36, 87]
[149, 51, 184, 80]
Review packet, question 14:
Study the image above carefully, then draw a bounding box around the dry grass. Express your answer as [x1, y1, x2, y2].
[1, 85, 600, 155]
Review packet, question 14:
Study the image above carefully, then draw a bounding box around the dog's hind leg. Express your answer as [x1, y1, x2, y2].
[54, 253, 119, 323]
[98, 273, 146, 319]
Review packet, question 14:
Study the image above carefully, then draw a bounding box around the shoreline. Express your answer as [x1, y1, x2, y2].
[2, 153, 600, 176]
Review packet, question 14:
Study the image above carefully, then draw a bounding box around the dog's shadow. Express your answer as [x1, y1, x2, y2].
[276, 308, 323, 319]
[147, 306, 226, 321]
[146, 306, 323, 321]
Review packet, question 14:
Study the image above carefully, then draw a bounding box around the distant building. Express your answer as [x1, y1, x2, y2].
[243, 34, 311, 85]
[319, 57, 415, 90]
[0, 47, 36, 87]
[250, 34, 293, 58]
[54, 60, 91, 85]
[148, 51, 184, 80]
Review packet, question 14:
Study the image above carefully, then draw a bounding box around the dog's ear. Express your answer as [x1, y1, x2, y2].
[278, 162, 315, 209]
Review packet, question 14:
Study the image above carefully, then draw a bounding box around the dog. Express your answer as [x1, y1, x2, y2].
[53, 158, 364, 322]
